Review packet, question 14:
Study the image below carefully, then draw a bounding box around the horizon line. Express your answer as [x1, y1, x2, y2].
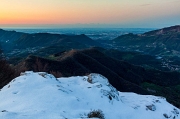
[1, 23, 179, 29]
[0, 23, 162, 29]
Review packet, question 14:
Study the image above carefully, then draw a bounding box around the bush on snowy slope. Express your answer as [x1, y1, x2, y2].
[87, 109, 105, 119]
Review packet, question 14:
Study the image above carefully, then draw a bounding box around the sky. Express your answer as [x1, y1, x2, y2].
[0, 0, 180, 28]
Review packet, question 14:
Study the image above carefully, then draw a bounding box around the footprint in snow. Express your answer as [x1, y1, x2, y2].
[1, 110, 8, 112]
[12, 91, 19, 94]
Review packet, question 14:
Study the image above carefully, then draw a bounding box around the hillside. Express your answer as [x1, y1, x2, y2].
[0, 71, 179, 119]
[144, 25, 180, 36]
[0, 29, 24, 42]
[94, 47, 169, 71]
[0, 29, 25, 51]
[113, 25, 180, 56]
[0, 29, 102, 60]
[14, 33, 100, 49]
[15, 53, 148, 94]
[111, 25, 180, 71]
[14, 48, 180, 108]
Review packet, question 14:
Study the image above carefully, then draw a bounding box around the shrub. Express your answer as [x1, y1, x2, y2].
[87, 109, 105, 119]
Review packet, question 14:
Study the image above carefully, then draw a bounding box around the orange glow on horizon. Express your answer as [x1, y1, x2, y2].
[0, 0, 180, 28]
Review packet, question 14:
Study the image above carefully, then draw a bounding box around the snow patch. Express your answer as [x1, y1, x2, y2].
[0, 71, 179, 119]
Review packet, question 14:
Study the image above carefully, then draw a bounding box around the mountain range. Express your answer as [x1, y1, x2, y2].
[111, 25, 180, 64]
[0, 25, 180, 109]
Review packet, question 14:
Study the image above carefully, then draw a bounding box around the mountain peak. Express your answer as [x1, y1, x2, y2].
[144, 25, 180, 36]
[0, 71, 179, 119]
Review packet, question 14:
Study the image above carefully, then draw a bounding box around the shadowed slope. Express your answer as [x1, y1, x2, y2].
[113, 25, 180, 55]
[15, 48, 180, 107]
[15, 33, 101, 49]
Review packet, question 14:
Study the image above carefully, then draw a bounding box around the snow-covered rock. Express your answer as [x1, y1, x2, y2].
[0, 71, 179, 119]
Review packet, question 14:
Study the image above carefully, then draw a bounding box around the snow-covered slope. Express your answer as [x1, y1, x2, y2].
[0, 71, 179, 119]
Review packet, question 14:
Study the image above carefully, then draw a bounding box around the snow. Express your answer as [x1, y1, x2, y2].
[0, 71, 179, 119]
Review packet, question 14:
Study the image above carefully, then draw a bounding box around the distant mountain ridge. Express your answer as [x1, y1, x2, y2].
[0, 29, 25, 51]
[112, 25, 180, 57]
[144, 25, 180, 36]
[0, 29, 25, 42]
[0, 29, 101, 46]
[15, 33, 100, 48]
[0, 29, 102, 59]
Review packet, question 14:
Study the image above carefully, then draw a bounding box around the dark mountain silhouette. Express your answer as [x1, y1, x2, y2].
[0, 29, 24, 42]
[112, 25, 180, 56]
[0, 29, 25, 51]
[94, 47, 169, 71]
[15, 48, 180, 108]
[14, 33, 101, 49]
[0, 29, 101, 58]
[0, 29, 102, 65]
[16, 51, 148, 94]
[0, 29, 100, 49]
[144, 25, 180, 36]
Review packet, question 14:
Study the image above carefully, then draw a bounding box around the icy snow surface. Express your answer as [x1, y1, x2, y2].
[0, 71, 179, 119]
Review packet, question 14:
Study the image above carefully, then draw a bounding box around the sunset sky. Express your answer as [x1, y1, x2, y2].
[0, 0, 180, 28]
